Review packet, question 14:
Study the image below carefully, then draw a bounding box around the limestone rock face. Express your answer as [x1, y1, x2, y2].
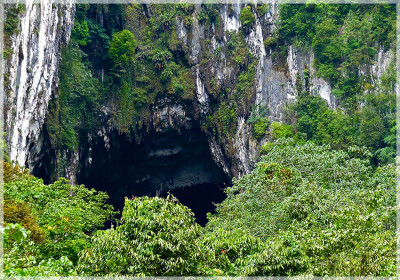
[4, 2, 394, 187]
[175, 3, 393, 177]
[4, 0, 75, 167]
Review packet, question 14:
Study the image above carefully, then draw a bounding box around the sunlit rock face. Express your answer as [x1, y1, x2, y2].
[5, 2, 394, 186]
[178, 2, 394, 177]
[4, 0, 75, 168]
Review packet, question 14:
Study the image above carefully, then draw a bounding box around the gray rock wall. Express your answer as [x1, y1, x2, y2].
[4, 0, 75, 167]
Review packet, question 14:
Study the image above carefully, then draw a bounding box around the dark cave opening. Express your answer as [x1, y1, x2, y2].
[77, 128, 230, 226]
[30, 125, 57, 185]
[162, 182, 228, 226]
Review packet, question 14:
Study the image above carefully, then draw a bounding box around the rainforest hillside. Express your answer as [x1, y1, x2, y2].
[3, 139, 396, 276]
[2, 2, 397, 277]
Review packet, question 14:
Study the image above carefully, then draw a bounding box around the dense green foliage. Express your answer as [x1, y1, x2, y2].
[4, 5, 25, 38]
[108, 30, 136, 68]
[4, 137, 396, 276]
[274, 4, 396, 166]
[270, 122, 295, 140]
[283, 85, 396, 165]
[207, 139, 396, 276]
[278, 4, 395, 107]
[247, 104, 270, 139]
[48, 43, 101, 152]
[78, 195, 201, 275]
[240, 6, 255, 30]
[252, 118, 270, 139]
[3, 162, 116, 276]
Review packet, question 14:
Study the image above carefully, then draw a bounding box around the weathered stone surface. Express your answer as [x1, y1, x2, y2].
[5, 0, 75, 168]
[5, 2, 394, 184]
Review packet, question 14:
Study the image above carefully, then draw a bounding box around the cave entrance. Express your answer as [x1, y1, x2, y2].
[77, 128, 230, 226]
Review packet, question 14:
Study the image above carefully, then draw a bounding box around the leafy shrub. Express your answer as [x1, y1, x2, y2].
[207, 139, 395, 275]
[287, 94, 357, 149]
[198, 11, 207, 23]
[236, 61, 257, 96]
[208, 102, 238, 141]
[71, 20, 89, 46]
[151, 49, 172, 70]
[77, 227, 129, 275]
[252, 118, 270, 139]
[196, 228, 266, 276]
[264, 37, 277, 49]
[183, 16, 193, 28]
[160, 68, 173, 83]
[256, 4, 270, 16]
[4, 198, 45, 243]
[79, 195, 201, 276]
[115, 81, 135, 133]
[240, 6, 255, 30]
[226, 31, 251, 66]
[4, 163, 116, 263]
[204, 5, 219, 23]
[4, 160, 29, 183]
[359, 106, 385, 148]
[3, 222, 77, 276]
[270, 122, 294, 139]
[3, 223, 28, 249]
[260, 142, 274, 154]
[108, 30, 136, 68]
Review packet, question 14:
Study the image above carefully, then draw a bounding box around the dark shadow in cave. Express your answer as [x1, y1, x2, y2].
[77, 127, 230, 226]
[162, 182, 228, 226]
[30, 125, 57, 185]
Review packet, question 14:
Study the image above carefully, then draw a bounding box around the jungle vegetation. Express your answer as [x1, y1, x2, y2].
[4, 138, 396, 276]
[3, 3, 397, 277]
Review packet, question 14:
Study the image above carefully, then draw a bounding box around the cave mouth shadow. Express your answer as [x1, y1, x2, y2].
[77, 127, 230, 226]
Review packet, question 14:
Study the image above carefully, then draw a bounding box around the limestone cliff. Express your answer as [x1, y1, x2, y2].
[4, 0, 75, 168]
[4, 3, 394, 194]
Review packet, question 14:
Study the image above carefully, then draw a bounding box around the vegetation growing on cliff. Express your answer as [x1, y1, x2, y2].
[278, 4, 396, 108]
[48, 4, 262, 171]
[4, 5, 25, 59]
[274, 3, 396, 165]
[47, 43, 102, 151]
[48, 4, 199, 141]
[282, 58, 396, 165]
